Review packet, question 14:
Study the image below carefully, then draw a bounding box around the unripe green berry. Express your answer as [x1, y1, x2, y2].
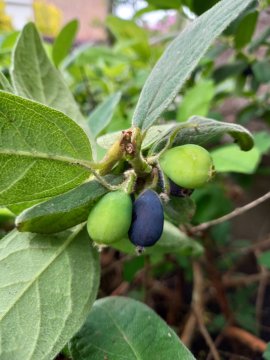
[87, 190, 132, 245]
[159, 144, 214, 189]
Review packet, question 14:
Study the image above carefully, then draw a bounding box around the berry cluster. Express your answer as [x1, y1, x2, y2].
[87, 144, 214, 251]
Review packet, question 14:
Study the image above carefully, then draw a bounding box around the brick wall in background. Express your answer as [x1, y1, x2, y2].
[4, 0, 108, 42]
[43, 0, 108, 42]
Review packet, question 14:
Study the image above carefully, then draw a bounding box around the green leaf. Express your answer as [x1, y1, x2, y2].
[70, 296, 196, 360]
[132, 0, 254, 131]
[252, 61, 270, 84]
[263, 343, 270, 360]
[112, 220, 203, 257]
[0, 91, 93, 207]
[106, 16, 150, 59]
[0, 31, 19, 55]
[211, 144, 260, 174]
[0, 226, 100, 360]
[177, 79, 215, 122]
[249, 27, 270, 52]
[16, 175, 123, 234]
[0, 72, 13, 92]
[11, 23, 92, 146]
[191, 0, 220, 15]
[254, 131, 270, 155]
[97, 124, 175, 150]
[258, 251, 270, 269]
[151, 117, 254, 154]
[52, 19, 79, 67]
[164, 197, 196, 226]
[88, 92, 122, 138]
[234, 11, 258, 49]
[213, 61, 247, 83]
[146, 0, 182, 9]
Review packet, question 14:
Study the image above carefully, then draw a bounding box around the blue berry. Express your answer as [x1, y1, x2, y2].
[128, 189, 164, 247]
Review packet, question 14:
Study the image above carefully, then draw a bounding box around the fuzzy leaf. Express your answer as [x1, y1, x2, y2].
[88, 92, 122, 138]
[132, 0, 254, 130]
[11, 22, 93, 148]
[16, 176, 123, 234]
[0, 227, 99, 360]
[0, 91, 92, 207]
[70, 296, 195, 360]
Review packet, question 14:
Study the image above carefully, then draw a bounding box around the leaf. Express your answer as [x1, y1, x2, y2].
[177, 79, 215, 122]
[0, 91, 93, 207]
[88, 92, 122, 138]
[11, 22, 93, 147]
[0, 72, 13, 92]
[132, 0, 254, 131]
[97, 124, 175, 150]
[151, 117, 254, 155]
[258, 251, 270, 270]
[263, 343, 270, 360]
[252, 61, 270, 84]
[0, 226, 100, 360]
[70, 296, 196, 360]
[106, 16, 150, 59]
[191, 0, 220, 15]
[213, 61, 247, 83]
[234, 11, 258, 49]
[249, 27, 270, 52]
[164, 197, 196, 226]
[211, 144, 260, 174]
[16, 175, 123, 234]
[254, 131, 270, 155]
[52, 19, 79, 67]
[146, 0, 182, 9]
[112, 220, 203, 257]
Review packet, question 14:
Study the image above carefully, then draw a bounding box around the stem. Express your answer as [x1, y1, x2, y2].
[127, 153, 152, 176]
[122, 170, 137, 194]
[192, 191, 270, 233]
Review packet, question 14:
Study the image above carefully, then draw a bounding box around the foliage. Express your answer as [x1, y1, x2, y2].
[0, 0, 270, 359]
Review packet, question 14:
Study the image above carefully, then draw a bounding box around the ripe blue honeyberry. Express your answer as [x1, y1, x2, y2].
[159, 144, 214, 189]
[128, 189, 164, 248]
[87, 190, 132, 245]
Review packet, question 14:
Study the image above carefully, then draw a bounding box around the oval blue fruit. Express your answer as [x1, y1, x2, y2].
[128, 189, 164, 247]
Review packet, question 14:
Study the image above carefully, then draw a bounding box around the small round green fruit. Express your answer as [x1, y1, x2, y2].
[87, 190, 132, 245]
[159, 144, 214, 189]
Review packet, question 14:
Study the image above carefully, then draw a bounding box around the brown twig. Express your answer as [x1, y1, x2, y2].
[223, 326, 267, 353]
[255, 249, 269, 333]
[110, 281, 130, 296]
[204, 240, 233, 321]
[181, 261, 204, 347]
[193, 307, 221, 360]
[192, 191, 270, 233]
[223, 272, 270, 287]
[181, 261, 221, 360]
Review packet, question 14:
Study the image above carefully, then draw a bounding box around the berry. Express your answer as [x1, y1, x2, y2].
[87, 190, 132, 245]
[159, 144, 214, 189]
[128, 189, 164, 247]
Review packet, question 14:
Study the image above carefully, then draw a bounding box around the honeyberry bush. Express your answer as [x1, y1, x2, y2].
[0, 0, 268, 359]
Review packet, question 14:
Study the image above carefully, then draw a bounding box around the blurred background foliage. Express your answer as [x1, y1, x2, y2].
[0, 0, 270, 358]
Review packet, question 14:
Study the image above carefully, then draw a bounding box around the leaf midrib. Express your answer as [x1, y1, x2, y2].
[0, 148, 93, 170]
